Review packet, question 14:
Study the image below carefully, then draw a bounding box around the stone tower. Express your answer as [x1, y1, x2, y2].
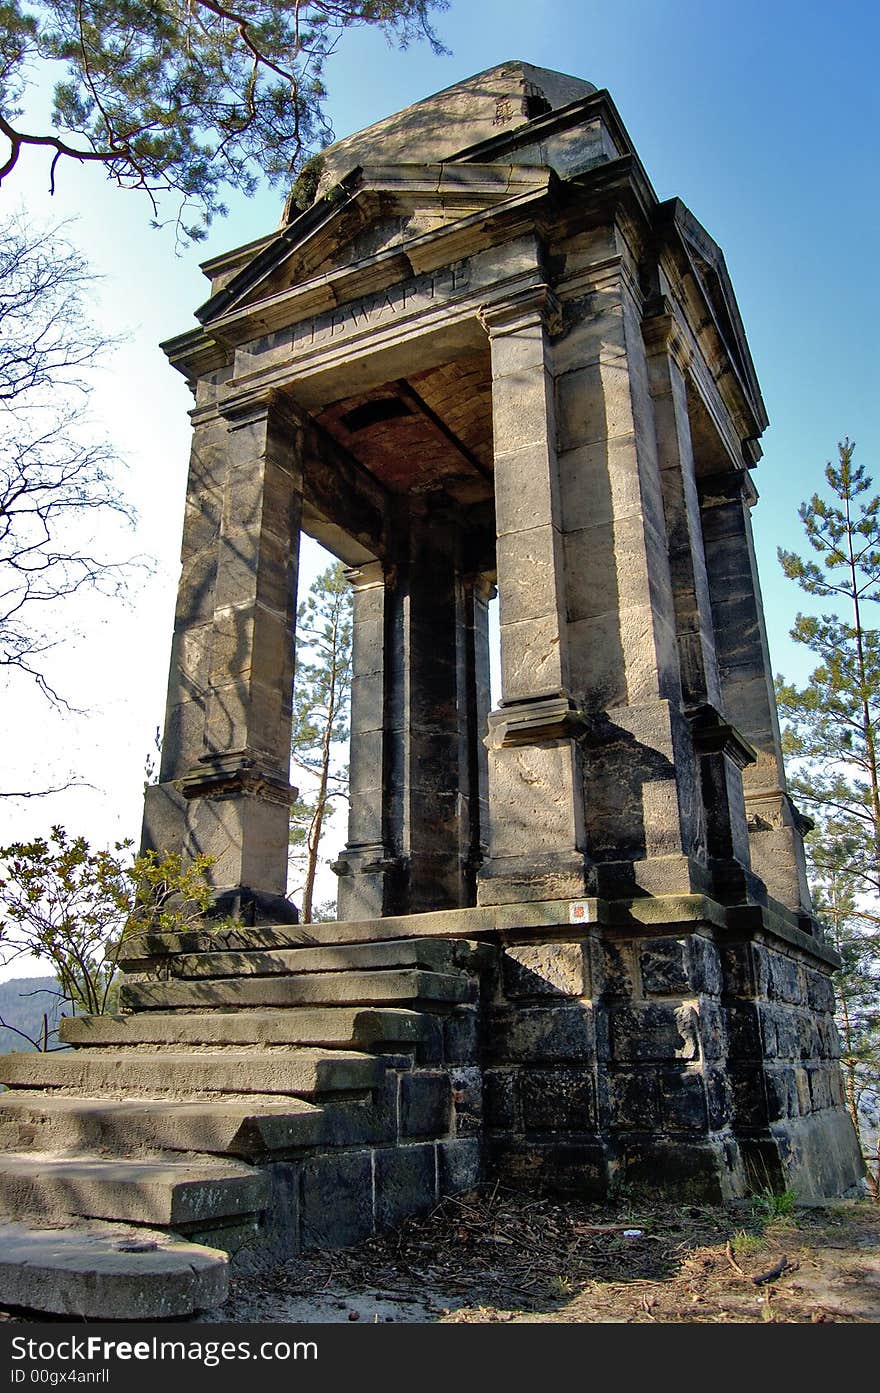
[140, 62, 863, 1202]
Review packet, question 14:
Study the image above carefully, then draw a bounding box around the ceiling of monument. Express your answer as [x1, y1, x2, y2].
[311, 348, 494, 506]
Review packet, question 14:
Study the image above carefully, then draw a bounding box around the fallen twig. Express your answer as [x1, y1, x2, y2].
[724, 1240, 746, 1277]
[752, 1256, 789, 1286]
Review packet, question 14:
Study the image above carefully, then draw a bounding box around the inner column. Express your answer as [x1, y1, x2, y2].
[386, 496, 470, 915]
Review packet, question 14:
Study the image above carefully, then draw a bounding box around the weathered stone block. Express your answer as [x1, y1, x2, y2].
[497, 525, 563, 626]
[400, 1073, 452, 1139]
[615, 1139, 727, 1202]
[490, 364, 554, 456]
[442, 1008, 480, 1064]
[764, 1068, 797, 1122]
[705, 1069, 733, 1130]
[698, 999, 726, 1061]
[659, 1070, 708, 1133]
[437, 1137, 482, 1195]
[490, 1140, 607, 1197]
[639, 937, 689, 995]
[502, 943, 587, 999]
[555, 360, 636, 452]
[808, 1068, 834, 1112]
[450, 1067, 482, 1137]
[721, 941, 770, 998]
[603, 1069, 659, 1129]
[806, 969, 835, 1015]
[487, 742, 582, 856]
[608, 1002, 699, 1062]
[301, 1151, 373, 1249]
[768, 952, 804, 1006]
[726, 1001, 761, 1057]
[592, 937, 636, 999]
[493, 444, 554, 538]
[483, 1069, 518, 1130]
[558, 435, 643, 533]
[491, 1004, 595, 1063]
[794, 1068, 812, 1116]
[520, 1067, 595, 1132]
[497, 613, 566, 699]
[798, 1013, 820, 1061]
[374, 1143, 437, 1230]
[690, 936, 723, 994]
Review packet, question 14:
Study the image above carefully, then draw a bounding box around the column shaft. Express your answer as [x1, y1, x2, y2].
[700, 471, 812, 914]
[143, 393, 303, 919]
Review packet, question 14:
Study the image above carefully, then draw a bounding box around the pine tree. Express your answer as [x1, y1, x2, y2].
[0, 2, 448, 239]
[776, 438, 880, 1196]
[289, 562, 352, 923]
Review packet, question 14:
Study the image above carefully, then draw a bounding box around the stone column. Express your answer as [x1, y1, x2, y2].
[643, 310, 755, 896]
[478, 286, 588, 904]
[143, 391, 303, 921]
[385, 498, 468, 914]
[335, 561, 396, 921]
[700, 470, 812, 917]
[551, 267, 705, 898]
[457, 573, 494, 904]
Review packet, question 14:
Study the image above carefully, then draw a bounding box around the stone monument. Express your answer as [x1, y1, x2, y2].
[0, 63, 863, 1319]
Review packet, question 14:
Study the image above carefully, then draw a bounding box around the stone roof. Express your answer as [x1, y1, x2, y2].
[286, 60, 596, 218]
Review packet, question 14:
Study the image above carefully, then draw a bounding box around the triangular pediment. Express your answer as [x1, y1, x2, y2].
[664, 200, 768, 433]
[195, 163, 552, 333]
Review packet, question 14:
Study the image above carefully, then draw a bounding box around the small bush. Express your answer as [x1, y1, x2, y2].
[0, 827, 213, 1028]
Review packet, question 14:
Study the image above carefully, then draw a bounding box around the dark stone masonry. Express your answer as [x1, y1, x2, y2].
[0, 62, 863, 1318]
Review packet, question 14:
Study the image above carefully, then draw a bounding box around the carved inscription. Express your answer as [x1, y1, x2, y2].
[290, 262, 471, 355]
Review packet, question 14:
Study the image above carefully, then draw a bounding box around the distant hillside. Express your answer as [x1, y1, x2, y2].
[0, 976, 70, 1053]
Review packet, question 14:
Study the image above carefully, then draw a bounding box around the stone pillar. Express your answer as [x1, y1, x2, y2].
[551, 267, 705, 898]
[335, 561, 395, 921]
[700, 470, 812, 917]
[478, 286, 588, 905]
[385, 499, 468, 914]
[643, 310, 755, 897]
[143, 392, 303, 921]
[457, 573, 493, 904]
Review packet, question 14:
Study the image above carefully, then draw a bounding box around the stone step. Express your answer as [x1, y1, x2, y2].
[0, 1219, 227, 1319]
[60, 1005, 439, 1051]
[152, 937, 489, 980]
[0, 1152, 268, 1227]
[120, 969, 477, 1013]
[120, 908, 497, 962]
[0, 1047, 383, 1098]
[0, 1092, 388, 1159]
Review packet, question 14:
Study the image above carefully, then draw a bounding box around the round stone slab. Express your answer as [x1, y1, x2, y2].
[0, 1219, 228, 1319]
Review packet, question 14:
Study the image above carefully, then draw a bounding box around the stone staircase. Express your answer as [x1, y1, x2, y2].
[0, 924, 490, 1319]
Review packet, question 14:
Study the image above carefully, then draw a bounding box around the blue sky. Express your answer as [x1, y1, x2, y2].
[0, 0, 877, 871]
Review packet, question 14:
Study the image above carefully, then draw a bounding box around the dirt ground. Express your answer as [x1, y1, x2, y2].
[201, 1186, 880, 1324]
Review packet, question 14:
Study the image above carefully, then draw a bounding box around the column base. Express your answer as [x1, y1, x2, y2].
[333, 844, 399, 921]
[210, 886, 300, 926]
[477, 851, 589, 906]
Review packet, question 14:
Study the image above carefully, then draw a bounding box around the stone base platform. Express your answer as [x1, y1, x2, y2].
[0, 894, 863, 1317]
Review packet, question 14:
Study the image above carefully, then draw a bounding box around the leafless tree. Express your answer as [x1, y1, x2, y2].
[0, 212, 132, 722]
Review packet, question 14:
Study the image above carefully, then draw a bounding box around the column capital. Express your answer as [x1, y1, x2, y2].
[218, 385, 304, 434]
[479, 283, 563, 339]
[642, 305, 692, 374]
[686, 701, 757, 771]
[698, 468, 759, 509]
[343, 559, 385, 591]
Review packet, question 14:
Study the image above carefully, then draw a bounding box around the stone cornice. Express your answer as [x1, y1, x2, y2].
[478, 283, 562, 337]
